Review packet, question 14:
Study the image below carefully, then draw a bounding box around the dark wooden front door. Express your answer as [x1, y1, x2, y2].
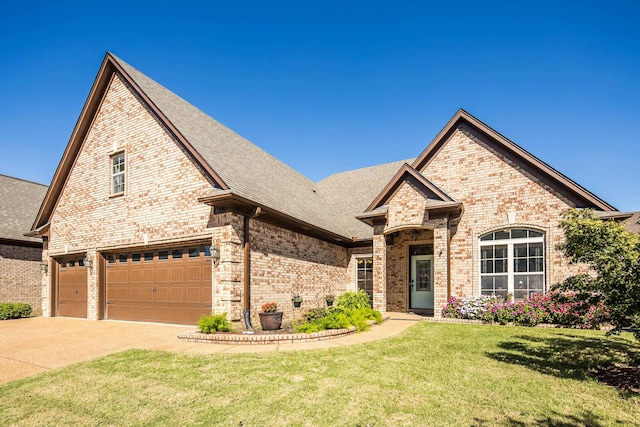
[57, 258, 88, 318]
[105, 246, 212, 325]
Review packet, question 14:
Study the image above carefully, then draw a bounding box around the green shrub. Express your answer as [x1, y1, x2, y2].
[295, 322, 324, 333]
[362, 307, 384, 324]
[321, 312, 351, 330]
[294, 306, 383, 333]
[199, 313, 233, 333]
[336, 290, 371, 310]
[304, 307, 330, 322]
[0, 303, 32, 320]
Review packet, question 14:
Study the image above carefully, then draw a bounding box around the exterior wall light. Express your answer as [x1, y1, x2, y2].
[39, 262, 48, 274]
[211, 247, 221, 262]
[84, 257, 93, 270]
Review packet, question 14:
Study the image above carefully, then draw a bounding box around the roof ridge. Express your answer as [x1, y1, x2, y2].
[109, 54, 321, 191]
[317, 158, 415, 183]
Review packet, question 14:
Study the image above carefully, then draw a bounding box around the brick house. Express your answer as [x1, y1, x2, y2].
[30, 53, 623, 326]
[1, 175, 48, 312]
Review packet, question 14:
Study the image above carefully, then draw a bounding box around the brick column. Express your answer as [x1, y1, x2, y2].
[86, 248, 98, 320]
[372, 223, 387, 313]
[433, 220, 449, 318]
[211, 212, 244, 322]
[41, 241, 51, 317]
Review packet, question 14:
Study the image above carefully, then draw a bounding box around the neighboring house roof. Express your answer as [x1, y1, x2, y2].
[596, 211, 640, 234]
[0, 174, 47, 245]
[31, 52, 620, 245]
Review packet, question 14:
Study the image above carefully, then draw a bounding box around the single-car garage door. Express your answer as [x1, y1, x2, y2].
[105, 245, 212, 325]
[56, 258, 88, 318]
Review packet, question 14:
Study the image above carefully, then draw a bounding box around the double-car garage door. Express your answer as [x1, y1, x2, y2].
[55, 245, 212, 325]
[105, 246, 212, 324]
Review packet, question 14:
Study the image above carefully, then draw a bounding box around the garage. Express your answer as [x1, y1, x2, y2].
[105, 245, 212, 325]
[56, 258, 88, 318]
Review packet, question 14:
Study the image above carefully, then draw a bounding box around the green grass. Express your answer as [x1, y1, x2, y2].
[1, 322, 639, 426]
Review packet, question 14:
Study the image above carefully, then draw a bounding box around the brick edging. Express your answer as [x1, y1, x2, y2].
[177, 326, 357, 344]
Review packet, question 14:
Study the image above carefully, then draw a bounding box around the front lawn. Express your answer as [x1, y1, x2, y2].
[1, 322, 639, 426]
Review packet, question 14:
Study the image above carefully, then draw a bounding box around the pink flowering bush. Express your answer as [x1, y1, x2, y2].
[441, 296, 496, 320]
[442, 291, 611, 329]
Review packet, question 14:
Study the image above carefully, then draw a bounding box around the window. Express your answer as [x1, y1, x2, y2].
[189, 248, 200, 258]
[172, 249, 183, 259]
[356, 257, 374, 303]
[480, 228, 545, 301]
[158, 251, 169, 260]
[144, 252, 154, 261]
[111, 152, 125, 195]
[131, 253, 141, 262]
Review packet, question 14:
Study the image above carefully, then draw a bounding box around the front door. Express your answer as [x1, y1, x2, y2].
[410, 255, 434, 310]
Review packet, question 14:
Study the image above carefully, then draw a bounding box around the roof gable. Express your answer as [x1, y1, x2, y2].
[32, 53, 350, 239]
[411, 109, 616, 211]
[365, 163, 457, 212]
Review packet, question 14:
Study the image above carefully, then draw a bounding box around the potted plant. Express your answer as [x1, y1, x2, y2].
[258, 302, 282, 331]
[325, 294, 335, 307]
[292, 295, 303, 308]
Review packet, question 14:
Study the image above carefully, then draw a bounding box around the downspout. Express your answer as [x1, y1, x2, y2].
[243, 207, 262, 330]
[447, 215, 451, 302]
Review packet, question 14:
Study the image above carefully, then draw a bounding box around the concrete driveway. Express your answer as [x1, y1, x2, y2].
[0, 314, 420, 384]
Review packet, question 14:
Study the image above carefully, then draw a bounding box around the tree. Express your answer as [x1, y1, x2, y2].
[556, 208, 640, 338]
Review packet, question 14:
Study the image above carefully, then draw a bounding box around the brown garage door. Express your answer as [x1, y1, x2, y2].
[57, 258, 88, 318]
[105, 245, 212, 325]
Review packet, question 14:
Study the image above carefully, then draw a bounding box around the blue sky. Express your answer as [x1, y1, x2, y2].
[1, 1, 638, 210]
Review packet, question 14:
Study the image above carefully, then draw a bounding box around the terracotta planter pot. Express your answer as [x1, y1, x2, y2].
[259, 311, 283, 331]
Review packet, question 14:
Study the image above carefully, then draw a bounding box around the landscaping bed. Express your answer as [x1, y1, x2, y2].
[177, 325, 357, 344]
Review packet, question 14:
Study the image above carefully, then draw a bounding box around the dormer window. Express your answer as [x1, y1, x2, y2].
[111, 152, 125, 195]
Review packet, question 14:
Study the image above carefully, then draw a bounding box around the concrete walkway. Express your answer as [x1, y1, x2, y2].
[0, 312, 421, 384]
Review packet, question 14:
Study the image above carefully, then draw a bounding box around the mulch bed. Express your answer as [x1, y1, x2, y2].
[593, 365, 640, 395]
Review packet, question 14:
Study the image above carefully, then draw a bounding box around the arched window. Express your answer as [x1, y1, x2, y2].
[479, 228, 545, 301]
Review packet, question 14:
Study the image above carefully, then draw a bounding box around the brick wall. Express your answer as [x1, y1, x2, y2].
[249, 219, 348, 325]
[419, 125, 587, 300]
[0, 243, 42, 313]
[46, 73, 215, 319]
[49, 73, 214, 256]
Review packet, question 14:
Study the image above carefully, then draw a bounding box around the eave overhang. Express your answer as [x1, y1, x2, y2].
[198, 191, 360, 247]
[356, 202, 463, 227]
[0, 237, 43, 248]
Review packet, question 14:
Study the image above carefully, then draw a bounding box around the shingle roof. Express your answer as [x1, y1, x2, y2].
[596, 211, 640, 234]
[112, 54, 352, 238]
[0, 175, 47, 243]
[111, 56, 490, 240]
[316, 159, 413, 238]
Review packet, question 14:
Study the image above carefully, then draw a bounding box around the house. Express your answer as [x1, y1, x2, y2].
[0, 175, 48, 312]
[30, 52, 620, 326]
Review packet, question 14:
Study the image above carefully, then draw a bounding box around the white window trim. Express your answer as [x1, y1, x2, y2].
[110, 151, 125, 196]
[478, 229, 545, 300]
